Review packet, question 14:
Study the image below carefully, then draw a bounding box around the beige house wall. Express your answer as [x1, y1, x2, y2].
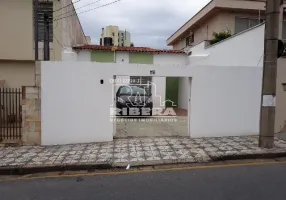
[0, 61, 35, 88]
[216, 0, 266, 10]
[60, 0, 87, 51]
[0, 1, 34, 60]
[168, 0, 286, 49]
[172, 10, 268, 50]
[172, 12, 223, 50]
[0, 0, 86, 61]
[275, 58, 286, 133]
[0, 0, 86, 90]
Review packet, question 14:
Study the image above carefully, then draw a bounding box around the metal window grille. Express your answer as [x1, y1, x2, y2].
[0, 88, 22, 140]
[36, 1, 53, 42]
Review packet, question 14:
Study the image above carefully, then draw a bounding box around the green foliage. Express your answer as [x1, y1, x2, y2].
[210, 30, 232, 45]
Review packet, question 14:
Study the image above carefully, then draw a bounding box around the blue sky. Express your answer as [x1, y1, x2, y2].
[74, 0, 211, 48]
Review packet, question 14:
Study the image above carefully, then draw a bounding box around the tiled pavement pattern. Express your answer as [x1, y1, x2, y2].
[1, 136, 286, 168]
[115, 117, 188, 138]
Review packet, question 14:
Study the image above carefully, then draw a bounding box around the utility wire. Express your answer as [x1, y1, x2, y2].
[54, 0, 121, 22]
[53, 33, 70, 50]
[54, 0, 102, 19]
[53, 0, 83, 13]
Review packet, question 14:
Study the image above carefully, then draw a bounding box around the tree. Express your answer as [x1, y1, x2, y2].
[210, 30, 232, 45]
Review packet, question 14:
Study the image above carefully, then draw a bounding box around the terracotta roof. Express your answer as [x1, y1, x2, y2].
[73, 45, 185, 54]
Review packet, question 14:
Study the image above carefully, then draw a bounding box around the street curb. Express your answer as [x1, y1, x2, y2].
[1, 153, 286, 175]
[210, 152, 286, 161]
[0, 164, 113, 176]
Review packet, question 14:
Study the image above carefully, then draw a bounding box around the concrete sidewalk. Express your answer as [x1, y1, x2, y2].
[1, 136, 286, 174]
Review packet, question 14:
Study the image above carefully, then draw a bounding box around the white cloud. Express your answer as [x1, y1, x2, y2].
[73, 0, 211, 48]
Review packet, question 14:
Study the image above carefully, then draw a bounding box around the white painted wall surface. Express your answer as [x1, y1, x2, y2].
[114, 53, 130, 97]
[77, 51, 91, 61]
[151, 77, 166, 108]
[189, 24, 265, 67]
[179, 24, 265, 113]
[178, 77, 189, 110]
[153, 53, 188, 65]
[75, 51, 189, 109]
[190, 66, 262, 138]
[41, 62, 114, 145]
[41, 61, 263, 145]
[153, 53, 188, 108]
[62, 49, 78, 61]
[41, 62, 193, 145]
[188, 41, 209, 56]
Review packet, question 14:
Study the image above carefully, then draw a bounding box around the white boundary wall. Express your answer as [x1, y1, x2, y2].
[190, 66, 262, 138]
[178, 24, 265, 111]
[75, 51, 188, 109]
[41, 62, 262, 145]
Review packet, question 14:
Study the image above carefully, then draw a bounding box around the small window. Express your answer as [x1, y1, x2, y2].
[249, 19, 260, 28]
[282, 21, 286, 39]
[186, 33, 194, 47]
[235, 17, 264, 34]
[35, 1, 53, 42]
[112, 32, 115, 36]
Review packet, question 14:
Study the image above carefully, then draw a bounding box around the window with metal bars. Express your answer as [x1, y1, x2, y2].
[186, 33, 194, 47]
[35, 1, 53, 42]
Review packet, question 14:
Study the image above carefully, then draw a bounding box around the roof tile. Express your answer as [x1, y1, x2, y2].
[73, 45, 185, 54]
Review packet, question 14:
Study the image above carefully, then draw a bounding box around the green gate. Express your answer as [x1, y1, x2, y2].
[165, 77, 179, 107]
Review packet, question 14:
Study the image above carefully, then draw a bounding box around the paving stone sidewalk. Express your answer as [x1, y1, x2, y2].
[1, 136, 286, 171]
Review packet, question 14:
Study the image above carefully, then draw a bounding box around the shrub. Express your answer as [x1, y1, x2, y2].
[210, 30, 232, 45]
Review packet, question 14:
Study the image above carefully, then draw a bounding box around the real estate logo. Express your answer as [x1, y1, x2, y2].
[110, 78, 177, 122]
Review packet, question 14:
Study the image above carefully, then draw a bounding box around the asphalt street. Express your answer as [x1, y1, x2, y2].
[1, 162, 286, 200]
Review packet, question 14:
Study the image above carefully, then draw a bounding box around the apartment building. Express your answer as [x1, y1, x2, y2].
[100, 25, 132, 47]
[119, 30, 131, 47]
[167, 0, 286, 50]
[0, 0, 87, 88]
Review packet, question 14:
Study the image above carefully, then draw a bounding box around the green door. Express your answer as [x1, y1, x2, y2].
[165, 77, 179, 107]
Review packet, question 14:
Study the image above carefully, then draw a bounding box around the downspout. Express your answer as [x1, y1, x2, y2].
[112, 46, 118, 63]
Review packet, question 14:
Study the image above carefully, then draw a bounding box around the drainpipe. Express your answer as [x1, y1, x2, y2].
[34, 0, 39, 60]
[112, 46, 117, 63]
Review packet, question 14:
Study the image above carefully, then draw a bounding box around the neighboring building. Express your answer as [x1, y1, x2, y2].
[73, 45, 187, 108]
[118, 30, 131, 47]
[183, 23, 286, 134]
[167, 0, 286, 50]
[0, 0, 87, 88]
[100, 25, 132, 47]
[85, 36, 92, 44]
